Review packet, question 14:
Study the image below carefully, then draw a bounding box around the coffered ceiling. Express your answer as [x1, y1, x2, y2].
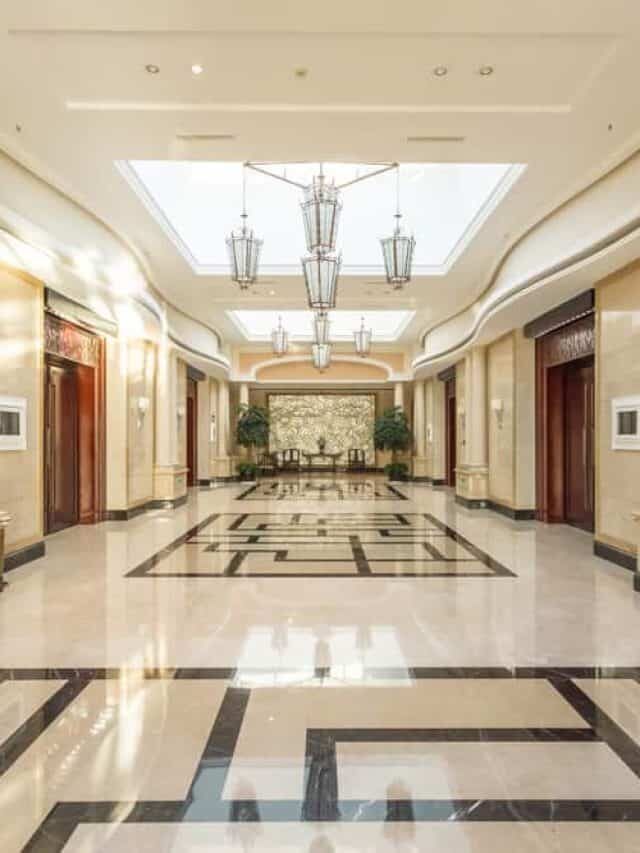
[1, 1, 640, 346]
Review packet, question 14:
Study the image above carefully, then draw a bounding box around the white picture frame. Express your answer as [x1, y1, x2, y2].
[611, 395, 640, 451]
[0, 396, 27, 451]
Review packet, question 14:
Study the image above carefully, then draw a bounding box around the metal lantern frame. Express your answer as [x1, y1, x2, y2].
[226, 166, 262, 288]
[302, 252, 341, 312]
[380, 167, 415, 288]
[354, 315, 372, 357]
[313, 312, 331, 345]
[312, 342, 331, 372]
[271, 316, 289, 356]
[301, 172, 342, 254]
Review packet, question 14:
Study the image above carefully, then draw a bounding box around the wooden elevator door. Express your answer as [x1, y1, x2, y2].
[45, 361, 78, 533]
[186, 377, 198, 487]
[564, 358, 595, 531]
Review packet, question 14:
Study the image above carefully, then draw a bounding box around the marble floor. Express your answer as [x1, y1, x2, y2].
[1, 477, 640, 851]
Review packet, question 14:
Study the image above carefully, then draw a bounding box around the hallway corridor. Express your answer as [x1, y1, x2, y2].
[1, 479, 639, 851]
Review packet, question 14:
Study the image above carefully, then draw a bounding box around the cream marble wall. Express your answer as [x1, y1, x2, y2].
[455, 360, 466, 468]
[488, 334, 516, 506]
[596, 263, 640, 556]
[176, 358, 187, 467]
[0, 267, 43, 554]
[487, 330, 536, 511]
[127, 340, 156, 507]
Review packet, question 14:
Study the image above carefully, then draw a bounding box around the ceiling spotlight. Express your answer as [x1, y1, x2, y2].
[191, 64, 204, 75]
[145, 64, 160, 74]
[294, 67, 309, 78]
[478, 65, 494, 76]
[433, 65, 448, 77]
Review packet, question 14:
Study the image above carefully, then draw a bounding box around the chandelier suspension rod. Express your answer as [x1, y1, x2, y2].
[244, 162, 307, 189]
[244, 161, 399, 190]
[337, 161, 399, 190]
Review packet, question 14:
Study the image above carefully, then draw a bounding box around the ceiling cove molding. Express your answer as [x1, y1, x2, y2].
[412, 219, 640, 375]
[237, 354, 400, 383]
[0, 141, 226, 352]
[414, 141, 640, 371]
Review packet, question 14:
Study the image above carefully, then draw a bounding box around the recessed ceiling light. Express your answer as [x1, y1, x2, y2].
[145, 64, 160, 74]
[478, 65, 494, 76]
[433, 65, 448, 77]
[294, 67, 309, 79]
[191, 64, 204, 75]
[269, 290, 276, 296]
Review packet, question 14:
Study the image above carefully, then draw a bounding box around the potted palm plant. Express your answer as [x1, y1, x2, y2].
[236, 403, 269, 480]
[374, 406, 411, 481]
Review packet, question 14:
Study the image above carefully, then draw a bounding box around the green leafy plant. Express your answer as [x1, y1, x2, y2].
[236, 404, 269, 462]
[374, 406, 411, 470]
[237, 461, 259, 480]
[384, 461, 409, 481]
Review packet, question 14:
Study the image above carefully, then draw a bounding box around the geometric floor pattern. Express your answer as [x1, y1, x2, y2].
[1, 477, 640, 851]
[3, 668, 640, 851]
[126, 511, 516, 578]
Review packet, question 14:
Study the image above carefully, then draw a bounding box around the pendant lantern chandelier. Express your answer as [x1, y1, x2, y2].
[271, 316, 289, 356]
[380, 167, 415, 288]
[313, 313, 331, 345]
[353, 316, 372, 357]
[300, 168, 342, 254]
[312, 342, 331, 372]
[226, 166, 262, 289]
[302, 252, 340, 312]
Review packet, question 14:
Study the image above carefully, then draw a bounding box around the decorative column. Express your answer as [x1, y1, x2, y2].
[455, 346, 489, 507]
[430, 378, 446, 484]
[394, 381, 404, 410]
[412, 380, 428, 480]
[213, 379, 233, 479]
[153, 344, 188, 507]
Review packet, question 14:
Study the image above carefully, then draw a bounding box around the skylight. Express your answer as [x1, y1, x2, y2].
[228, 310, 414, 342]
[119, 160, 524, 276]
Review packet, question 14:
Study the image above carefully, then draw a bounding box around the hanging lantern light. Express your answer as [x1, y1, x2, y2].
[226, 166, 262, 289]
[300, 166, 342, 253]
[302, 252, 341, 311]
[354, 316, 372, 357]
[312, 343, 331, 372]
[380, 166, 415, 288]
[313, 313, 331, 345]
[271, 316, 288, 356]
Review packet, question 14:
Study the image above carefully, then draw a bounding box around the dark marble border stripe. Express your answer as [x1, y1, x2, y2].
[0, 678, 89, 778]
[550, 677, 640, 778]
[487, 501, 536, 521]
[125, 513, 220, 577]
[2, 666, 639, 681]
[423, 513, 515, 577]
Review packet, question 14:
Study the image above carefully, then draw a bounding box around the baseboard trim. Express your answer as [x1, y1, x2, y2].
[412, 476, 432, 483]
[197, 478, 212, 486]
[4, 540, 46, 573]
[431, 478, 447, 487]
[487, 501, 536, 521]
[455, 495, 489, 510]
[594, 539, 637, 573]
[104, 503, 151, 522]
[148, 494, 189, 510]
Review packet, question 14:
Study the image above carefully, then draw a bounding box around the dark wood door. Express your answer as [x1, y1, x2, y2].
[186, 378, 198, 487]
[564, 358, 595, 531]
[45, 361, 78, 533]
[445, 381, 457, 487]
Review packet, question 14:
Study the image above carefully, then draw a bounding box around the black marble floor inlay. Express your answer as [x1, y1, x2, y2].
[125, 512, 516, 579]
[3, 667, 638, 850]
[237, 480, 408, 501]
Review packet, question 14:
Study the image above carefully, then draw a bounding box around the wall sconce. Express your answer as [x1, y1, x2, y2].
[136, 396, 150, 430]
[491, 398, 504, 430]
[426, 423, 433, 443]
[457, 404, 466, 446]
[177, 404, 186, 421]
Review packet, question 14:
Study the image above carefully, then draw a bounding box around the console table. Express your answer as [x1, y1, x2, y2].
[302, 451, 342, 472]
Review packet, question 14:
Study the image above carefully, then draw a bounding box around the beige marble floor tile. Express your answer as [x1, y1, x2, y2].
[0, 680, 64, 742]
[0, 679, 227, 853]
[62, 821, 640, 852]
[224, 680, 588, 800]
[574, 678, 640, 743]
[337, 740, 640, 800]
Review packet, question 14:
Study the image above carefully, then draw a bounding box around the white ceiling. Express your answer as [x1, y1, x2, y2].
[1, 2, 640, 346]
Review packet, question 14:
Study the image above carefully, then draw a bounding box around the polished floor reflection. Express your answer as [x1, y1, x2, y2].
[1, 477, 640, 851]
